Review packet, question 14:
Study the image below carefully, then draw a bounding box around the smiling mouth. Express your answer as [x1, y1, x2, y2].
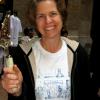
[45, 27, 55, 31]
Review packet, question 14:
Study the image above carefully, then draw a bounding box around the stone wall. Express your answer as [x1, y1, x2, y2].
[66, 0, 93, 49]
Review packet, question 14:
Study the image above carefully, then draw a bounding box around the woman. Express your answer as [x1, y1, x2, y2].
[1, 0, 90, 100]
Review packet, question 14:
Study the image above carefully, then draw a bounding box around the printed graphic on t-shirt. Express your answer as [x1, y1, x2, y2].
[35, 68, 70, 100]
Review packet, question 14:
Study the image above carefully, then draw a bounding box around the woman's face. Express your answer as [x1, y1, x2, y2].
[36, 0, 63, 38]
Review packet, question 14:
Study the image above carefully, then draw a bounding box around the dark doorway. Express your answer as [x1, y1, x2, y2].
[90, 0, 99, 40]
[5, 0, 13, 11]
[0, 0, 13, 23]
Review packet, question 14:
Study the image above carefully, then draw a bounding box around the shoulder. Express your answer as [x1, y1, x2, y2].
[61, 36, 79, 52]
[19, 37, 39, 54]
[15, 17, 20, 21]
[10, 15, 14, 20]
[10, 15, 14, 18]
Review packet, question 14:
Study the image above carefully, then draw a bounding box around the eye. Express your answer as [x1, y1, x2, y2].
[50, 12, 58, 17]
[36, 14, 44, 19]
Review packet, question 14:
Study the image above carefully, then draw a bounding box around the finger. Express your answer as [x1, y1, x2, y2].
[1, 71, 18, 81]
[8, 84, 18, 89]
[6, 73, 18, 80]
[1, 73, 19, 87]
[3, 67, 15, 74]
[9, 87, 19, 94]
[1, 78, 19, 91]
[13, 65, 20, 74]
[7, 79, 19, 85]
[13, 65, 23, 82]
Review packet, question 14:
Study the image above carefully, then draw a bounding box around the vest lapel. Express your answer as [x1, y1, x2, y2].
[67, 47, 74, 75]
[28, 50, 37, 79]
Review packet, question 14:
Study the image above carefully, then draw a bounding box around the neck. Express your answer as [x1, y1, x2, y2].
[40, 37, 62, 53]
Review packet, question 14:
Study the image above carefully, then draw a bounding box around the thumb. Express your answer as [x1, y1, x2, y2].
[13, 65, 20, 74]
[13, 65, 23, 82]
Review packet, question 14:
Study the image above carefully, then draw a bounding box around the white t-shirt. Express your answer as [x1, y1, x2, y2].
[32, 39, 71, 100]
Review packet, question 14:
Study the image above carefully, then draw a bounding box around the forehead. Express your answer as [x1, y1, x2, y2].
[36, 0, 58, 13]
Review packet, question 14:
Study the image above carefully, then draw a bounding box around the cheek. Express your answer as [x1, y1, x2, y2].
[36, 19, 43, 28]
[58, 18, 63, 30]
[36, 21, 44, 34]
[37, 24, 43, 32]
[56, 15, 63, 26]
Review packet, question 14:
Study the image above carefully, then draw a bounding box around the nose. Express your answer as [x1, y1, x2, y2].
[45, 15, 52, 24]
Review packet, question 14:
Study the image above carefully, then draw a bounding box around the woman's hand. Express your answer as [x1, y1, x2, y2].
[1, 65, 23, 96]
